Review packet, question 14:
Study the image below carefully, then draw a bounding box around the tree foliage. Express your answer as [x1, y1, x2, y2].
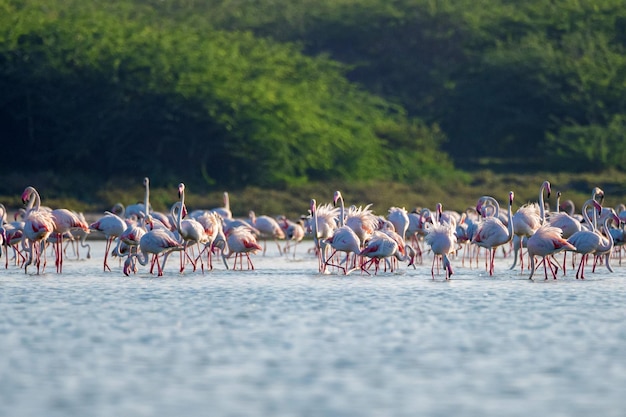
[0, 0, 452, 196]
[1, 0, 626, 202]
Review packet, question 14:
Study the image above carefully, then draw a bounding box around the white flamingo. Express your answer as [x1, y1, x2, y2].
[425, 209, 457, 280]
[21, 186, 55, 274]
[511, 180, 549, 271]
[565, 199, 607, 279]
[527, 225, 576, 280]
[248, 210, 285, 255]
[323, 191, 361, 275]
[123, 228, 184, 276]
[174, 183, 209, 273]
[221, 226, 263, 270]
[90, 211, 127, 272]
[471, 191, 515, 276]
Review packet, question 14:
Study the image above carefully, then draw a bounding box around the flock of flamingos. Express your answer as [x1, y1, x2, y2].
[1, 178, 624, 280]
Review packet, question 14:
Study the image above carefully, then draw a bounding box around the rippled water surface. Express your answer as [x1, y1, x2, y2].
[1, 241, 626, 417]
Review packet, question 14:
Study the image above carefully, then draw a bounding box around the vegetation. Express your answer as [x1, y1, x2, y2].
[1, 0, 625, 215]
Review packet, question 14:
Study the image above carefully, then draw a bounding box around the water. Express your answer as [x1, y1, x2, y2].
[1, 241, 626, 417]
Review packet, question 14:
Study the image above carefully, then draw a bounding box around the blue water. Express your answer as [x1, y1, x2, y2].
[1, 241, 625, 416]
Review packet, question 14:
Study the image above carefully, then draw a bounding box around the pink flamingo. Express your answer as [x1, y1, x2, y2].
[278, 216, 305, 259]
[425, 216, 457, 280]
[21, 187, 55, 274]
[123, 228, 184, 276]
[511, 180, 549, 271]
[211, 191, 232, 220]
[591, 208, 620, 273]
[527, 225, 576, 280]
[548, 191, 582, 274]
[248, 210, 285, 255]
[565, 199, 609, 279]
[345, 203, 378, 244]
[191, 210, 224, 269]
[221, 226, 263, 270]
[49, 208, 89, 273]
[308, 198, 336, 272]
[323, 191, 361, 275]
[90, 211, 127, 271]
[387, 206, 410, 241]
[471, 191, 514, 276]
[174, 183, 209, 273]
[359, 231, 412, 274]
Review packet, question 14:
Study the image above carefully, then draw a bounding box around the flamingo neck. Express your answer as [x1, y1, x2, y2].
[337, 195, 345, 227]
[539, 181, 549, 224]
[506, 196, 514, 241]
[143, 178, 150, 220]
[581, 199, 597, 232]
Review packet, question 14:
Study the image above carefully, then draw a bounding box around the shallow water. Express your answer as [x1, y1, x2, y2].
[1, 241, 626, 417]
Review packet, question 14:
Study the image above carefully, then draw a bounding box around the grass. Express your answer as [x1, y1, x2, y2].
[2, 169, 625, 220]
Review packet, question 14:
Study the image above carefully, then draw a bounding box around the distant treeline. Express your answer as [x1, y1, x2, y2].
[1, 0, 625, 196]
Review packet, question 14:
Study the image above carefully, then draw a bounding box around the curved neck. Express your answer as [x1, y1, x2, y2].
[581, 199, 597, 232]
[506, 194, 514, 241]
[132, 249, 150, 266]
[335, 192, 345, 227]
[538, 181, 550, 224]
[26, 188, 41, 213]
[478, 196, 500, 219]
[598, 217, 615, 252]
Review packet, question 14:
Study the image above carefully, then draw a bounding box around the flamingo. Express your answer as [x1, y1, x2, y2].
[471, 191, 514, 276]
[90, 211, 127, 271]
[345, 203, 378, 244]
[511, 180, 549, 271]
[379, 219, 415, 270]
[210, 191, 232, 220]
[591, 208, 620, 273]
[323, 191, 361, 274]
[565, 199, 606, 279]
[221, 226, 262, 270]
[548, 191, 582, 274]
[278, 216, 305, 259]
[49, 208, 90, 273]
[387, 207, 409, 241]
[248, 210, 285, 255]
[0, 204, 26, 268]
[123, 228, 184, 276]
[527, 225, 576, 280]
[359, 231, 412, 274]
[174, 183, 209, 273]
[21, 186, 56, 274]
[191, 210, 224, 269]
[549, 192, 582, 238]
[424, 214, 457, 280]
[308, 198, 336, 272]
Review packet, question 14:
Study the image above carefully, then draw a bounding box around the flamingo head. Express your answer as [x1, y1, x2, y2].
[333, 190, 342, 206]
[21, 187, 34, 205]
[177, 183, 185, 198]
[509, 191, 515, 205]
[145, 215, 154, 230]
[143, 177, 149, 187]
[475, 201, 483, 216]
[543, 180, 551, 198]
[592, 187, 605, 204]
